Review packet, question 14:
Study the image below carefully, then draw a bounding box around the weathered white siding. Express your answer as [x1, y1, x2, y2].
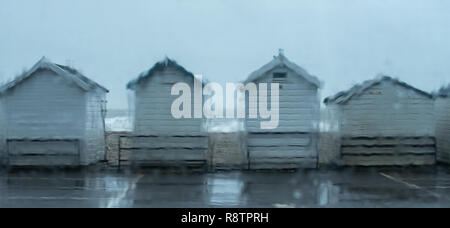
[435, 97, 450, 163]
[0, 97, 5, 165]
[1, 69, 88, 166]
[134, 67, 203, 135]
[246, 66, 320, 169]
[84, 90, 107, 164]
[333, 80, 436, 166]
[246, 67, 320, 133]
[340, 82, 434, 137]
[7, 140, 80, 166]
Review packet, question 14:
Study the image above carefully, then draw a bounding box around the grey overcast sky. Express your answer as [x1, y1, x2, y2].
[1, 0, 450, 109]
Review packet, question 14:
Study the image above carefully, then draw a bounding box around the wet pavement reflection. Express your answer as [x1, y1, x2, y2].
[1, 166, 450, 208]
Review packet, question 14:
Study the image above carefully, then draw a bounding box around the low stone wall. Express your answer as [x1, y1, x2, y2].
[106, 131, 131, 166]
[107, 131, 343, 168]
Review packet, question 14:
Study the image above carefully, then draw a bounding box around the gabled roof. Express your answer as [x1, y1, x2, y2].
[244, 50, 321, 87]
[0, 57, 109, 94]
[127, 57, 201, 90]
[55, 64, 109, 93]
[324, 75, 432, 105]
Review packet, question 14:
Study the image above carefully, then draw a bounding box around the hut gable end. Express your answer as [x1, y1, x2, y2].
[0, 57, 109, 96]
[324, 76, 432, 105]
[3, 68, 87, 139]
[244, 51, 321, 88]
[126, 58, 200, 90]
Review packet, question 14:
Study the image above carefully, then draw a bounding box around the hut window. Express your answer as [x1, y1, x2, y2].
[273, 72, 287, 83]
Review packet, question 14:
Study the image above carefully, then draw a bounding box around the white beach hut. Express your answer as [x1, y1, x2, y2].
[324, 76, 436, 166]
[126, 58, 207, 167]
[243, 50, 321, 169]
[0, 57, 108, 166]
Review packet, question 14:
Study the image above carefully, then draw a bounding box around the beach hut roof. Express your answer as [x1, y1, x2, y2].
[434, 84, 450, 98]
[127, 57, 202, 90]
[244, 49, 321, 88]
[0, 57, 109, 94]
[324, 75, 432, 105]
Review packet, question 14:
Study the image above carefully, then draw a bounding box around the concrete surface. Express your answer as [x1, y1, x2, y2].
[1, 166, 450, 208]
